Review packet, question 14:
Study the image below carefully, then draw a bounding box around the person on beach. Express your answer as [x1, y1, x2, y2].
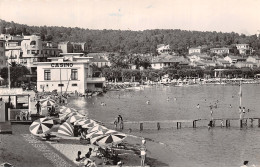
[86, 148, 93, 158]
[230, 104, 232, 108]
[35, 101, 41, 115]
[167, 97, 170, 101]
[140, 146, 147, 167]
[76, 151, 83, 162]
[146, 100, 150, 105]
[82, 154, 92, 167]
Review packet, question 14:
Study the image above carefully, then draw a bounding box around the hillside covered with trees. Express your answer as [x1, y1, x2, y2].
[1, 19, 260, 55]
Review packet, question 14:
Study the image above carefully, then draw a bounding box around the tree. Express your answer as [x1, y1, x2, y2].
[0, 64, 30, 87]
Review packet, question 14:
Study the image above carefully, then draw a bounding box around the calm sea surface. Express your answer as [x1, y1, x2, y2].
[69, 84, 260, 167]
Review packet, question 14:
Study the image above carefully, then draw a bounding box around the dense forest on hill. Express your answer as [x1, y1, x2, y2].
[1, 19, 260, 55]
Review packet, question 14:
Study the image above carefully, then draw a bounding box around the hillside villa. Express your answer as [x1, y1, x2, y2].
[210, 47, 230, 55]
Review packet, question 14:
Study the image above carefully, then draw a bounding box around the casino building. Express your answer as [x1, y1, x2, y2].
[35, 53, 106, 94]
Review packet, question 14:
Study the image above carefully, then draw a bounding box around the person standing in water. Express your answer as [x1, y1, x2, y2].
[239, 106, 243, 120]
[114, 118, 118, 129]
[118, 115, 124, 130]
[210, 106, 213, 120]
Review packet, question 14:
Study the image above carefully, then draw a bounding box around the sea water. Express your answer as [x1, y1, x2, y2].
[69, 84, 260, 167]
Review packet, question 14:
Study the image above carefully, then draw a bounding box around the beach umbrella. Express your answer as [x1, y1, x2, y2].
[40, 98, 56, 107]
[90, 135, 105, 146]
[87, 125, 107, 133]
[29, 118, 54, 136]
[60, 107, 78, 114]
[104, 129, 118, 135]
[66, 112, 78, 117]
[74, 119, 94, 126]
[59, 113, 69, 121]
[57, 122, 74, 137]
[82, 122, 98, 129]
[66, 115, 84, 124]
[95, 133, 127, 146]
[85, 129, 110, 139]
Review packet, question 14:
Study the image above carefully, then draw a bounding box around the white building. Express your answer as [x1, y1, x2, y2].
[188, 47, 201, 54]
[210, 48, 230, 55]
[157, 44, 171, 54]
[36, 53, 106, 94]
[236, 44, 252, 55]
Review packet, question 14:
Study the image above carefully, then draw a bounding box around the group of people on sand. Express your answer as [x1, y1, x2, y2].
[75, 148, 97, 167]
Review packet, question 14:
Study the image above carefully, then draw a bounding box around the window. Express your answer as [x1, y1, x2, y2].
[71, 69, 78, 80]
[44, 70, 51, 80]
[58, 84, 64, 87]
[27, 50, 30, 54]
[72, 83, 77, 86]
[0, 42, 3, 47]
[30, 41, 36, 45]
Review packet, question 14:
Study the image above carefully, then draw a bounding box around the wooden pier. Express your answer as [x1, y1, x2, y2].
[105, 118, 260, 131]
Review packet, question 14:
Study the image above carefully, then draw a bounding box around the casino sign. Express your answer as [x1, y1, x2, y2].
[51, 63, 73, 68]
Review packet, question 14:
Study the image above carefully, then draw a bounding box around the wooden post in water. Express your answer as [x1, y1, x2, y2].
[140, 123, 143, 131]
[177, 122, 181, 129]
[193, 121, 196, 128]
[240, 120, 243, 128]
[258, 119, 260, 127]
[212, 120, 215, 127]
[157, 122, 160, 130]
[226, 119, 230, 127]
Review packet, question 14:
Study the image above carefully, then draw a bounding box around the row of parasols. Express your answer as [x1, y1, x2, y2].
[29, 100, 127, 148]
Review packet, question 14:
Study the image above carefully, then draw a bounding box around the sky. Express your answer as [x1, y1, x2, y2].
[0, 0, 260, 35]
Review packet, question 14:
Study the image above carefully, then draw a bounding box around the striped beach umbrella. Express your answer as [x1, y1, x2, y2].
[40, 98, 56, 107]
[87, 125, 107, 133]
[95, 133, 127, 146]
[66, 112, 78, 117]
[90, 135, 105, 146]
[60, 107, 78, 114]
[104, 129, 118, 135]
[57, 122, 74, 136]
[29, 118, 54, 136]
[82, 122, 98, 129]
[85, 129, 109, 139]
[66, 115, 84, 124]
[74, 119, 95, 126]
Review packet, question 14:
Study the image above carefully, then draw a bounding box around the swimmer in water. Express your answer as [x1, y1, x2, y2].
[174, 97, 177, 101]
[197, 104, 200, 109]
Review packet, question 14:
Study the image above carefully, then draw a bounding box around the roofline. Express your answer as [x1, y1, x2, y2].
[60, 53, 85, 55]
[34, 61, 91, 65]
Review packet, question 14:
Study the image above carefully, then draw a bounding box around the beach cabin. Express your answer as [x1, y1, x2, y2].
[35, 53, 106, 94]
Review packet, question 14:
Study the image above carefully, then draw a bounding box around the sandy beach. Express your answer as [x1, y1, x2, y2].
[0, 124, 153, 167]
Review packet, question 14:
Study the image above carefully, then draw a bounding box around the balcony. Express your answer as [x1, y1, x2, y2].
[86, 77, 106, 83]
